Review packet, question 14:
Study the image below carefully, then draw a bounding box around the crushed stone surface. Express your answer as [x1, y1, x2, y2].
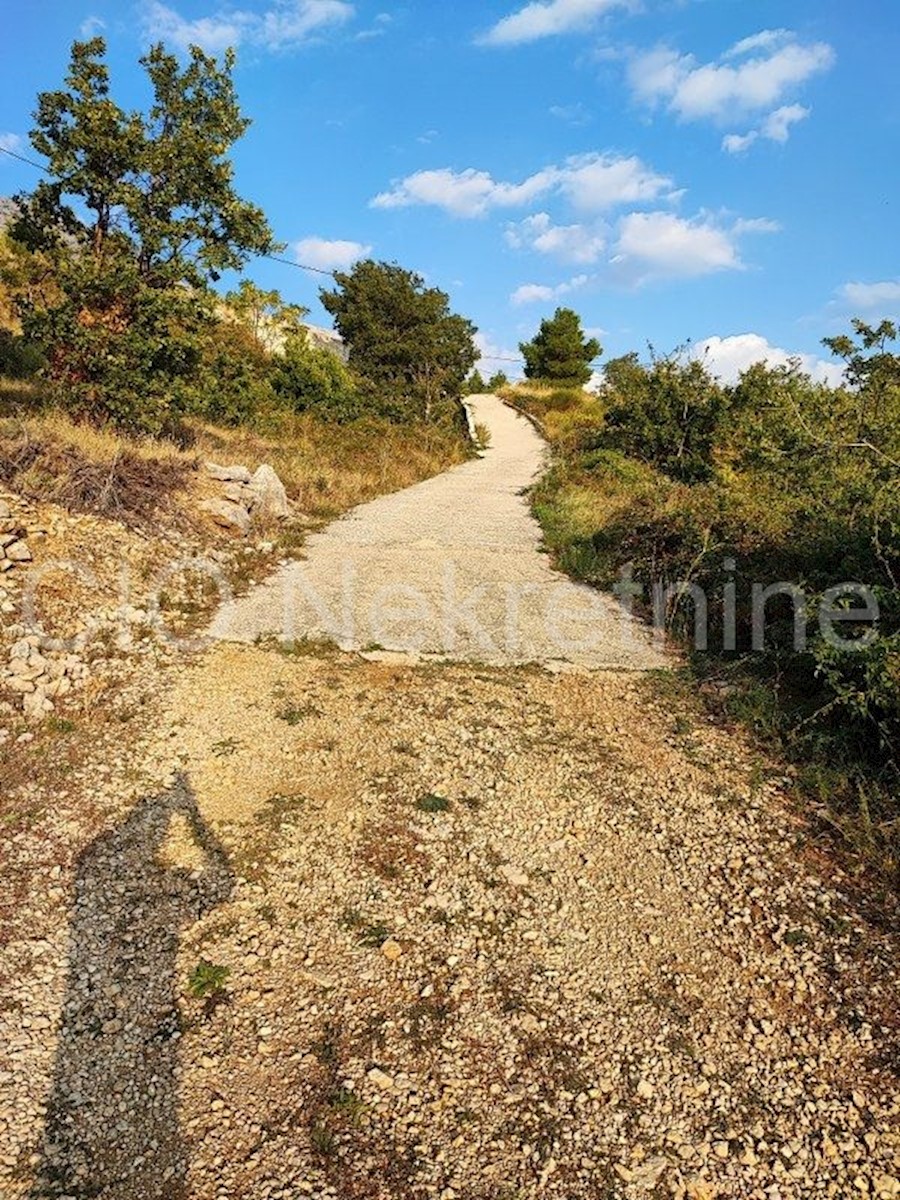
[209, 395, 665, 670]
[1, 644, 897, 1199]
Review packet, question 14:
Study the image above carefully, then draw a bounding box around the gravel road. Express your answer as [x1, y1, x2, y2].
[210, 395, 665, 670]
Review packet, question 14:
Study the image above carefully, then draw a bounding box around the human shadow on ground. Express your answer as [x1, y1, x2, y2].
[31, 775, 233, 1199]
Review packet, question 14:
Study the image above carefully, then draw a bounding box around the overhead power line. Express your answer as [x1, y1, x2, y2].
[1, 145, 603, 367]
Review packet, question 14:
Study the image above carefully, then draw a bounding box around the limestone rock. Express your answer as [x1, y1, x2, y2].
[249, 464, 289, 522]
[200, 500, 251, 536]
[5, 540, 32, 563]
[205, 462, 252, 484]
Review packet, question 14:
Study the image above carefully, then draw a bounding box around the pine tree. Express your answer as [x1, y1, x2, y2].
[520, 307, 600, 387]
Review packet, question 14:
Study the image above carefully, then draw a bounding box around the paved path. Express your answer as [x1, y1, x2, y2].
[210, 395, 665, 669]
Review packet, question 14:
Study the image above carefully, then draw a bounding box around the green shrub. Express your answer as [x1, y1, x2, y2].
[0, 330, 44, 379]
[273, 334, 361, 422]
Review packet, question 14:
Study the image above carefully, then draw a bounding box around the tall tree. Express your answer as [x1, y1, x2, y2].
[520, 307, 600, 388]
[320, 260, 478, 422]
[11, 38, 276, 432]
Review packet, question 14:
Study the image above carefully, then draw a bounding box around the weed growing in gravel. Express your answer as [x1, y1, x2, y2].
[187, 960, 230, 1000]
[416, 793, 451, 814]
[275, 698, 323, 725]
[211, 738, 242, 758]
[45, 716, 77, 735]
[339, 907, 392, 947]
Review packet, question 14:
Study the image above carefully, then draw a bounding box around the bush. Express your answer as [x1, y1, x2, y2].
[0, 330, 44, 379]
[273, 335, 361, 422]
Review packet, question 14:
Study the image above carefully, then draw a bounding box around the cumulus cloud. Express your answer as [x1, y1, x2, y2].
[694, 334, 845, 387]
[611, 212, 741, 283]
[506, 213, 607, 264]
[723, 103, 811, 154]
[371, 153, 674, 219]
[294, 236, 371, 271]
[510, 274, 588, 305]
[629, 31, 834, 126]
[0, 133, 22, 156]
[371, 166, 559, 218]
[143, 0, 354, 55]
[838, 280, 900, 310]
[480, 0, 633, 47]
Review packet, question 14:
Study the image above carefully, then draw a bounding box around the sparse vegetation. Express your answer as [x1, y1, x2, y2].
[187, 960, 231, 1000]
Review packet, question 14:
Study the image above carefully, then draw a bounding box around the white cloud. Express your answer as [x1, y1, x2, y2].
[725, 102, 811, 153]
[549, 102, 592, 126]
[722, 131, 758, 154]
[0, 133, 22, 155]
[371, 166, 558, 218]
[629, 32, 834, 125]
[506, 212, 607, 264]
[144, 0, 354, 55]
[480, 0, 633, 47]
[838, 280, 900, 310]
[611, 211, 742, 283]
[761, 103, 810, 143]
[79, 15, 106, 36]
[474, 331, 523, 378]
[560, 153, 676, 212]
[724, 29, 792, 59]
[510, 274, 588, 305]
[294, 237, 371, 271]
[695, 333, 845, 387]
[371, 152, 674, 219]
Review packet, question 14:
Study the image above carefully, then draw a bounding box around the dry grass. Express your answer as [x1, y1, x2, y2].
[0, 391, 469, 530]
[498, 382, 604, 451]
[191, 411, 468, 520]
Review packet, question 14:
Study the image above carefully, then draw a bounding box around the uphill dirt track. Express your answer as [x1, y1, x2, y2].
[2, 397, 898, 1200]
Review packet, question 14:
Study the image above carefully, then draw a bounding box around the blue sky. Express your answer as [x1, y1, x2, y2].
[1, 0, 898, 382]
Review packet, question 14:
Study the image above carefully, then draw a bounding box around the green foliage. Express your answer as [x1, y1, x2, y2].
[11, 37, 276, 433]
[188, 318, 276, 427]
[464, 368, 486, 395]
[320, 260, 478, 422]
[525, 322, 900, 882]
[487, 371, 509, 390]
[224, 280, 308, 350]
[0, 329, 44, 378]
[187, 960, 230, 999]
[599, 351, 727, 483]
[273, 333, 360, 421]
[520, 307, 600, 388]
[416, 792, 451, 813]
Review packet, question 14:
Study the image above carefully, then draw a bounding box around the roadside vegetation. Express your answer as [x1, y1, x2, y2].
[506, 318, 900, 891]
[0, 37, 476, 527]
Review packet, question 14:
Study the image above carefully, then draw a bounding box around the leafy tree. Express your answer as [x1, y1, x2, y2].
[487, 371, 509, 390]
[520, 307, 600, 387]
[10, 37, 276, 433]
[273, 333, 360, 421]
[599, 351, 726, 483]
[320, 260, 478, 422]
[224, 280, 308, 352]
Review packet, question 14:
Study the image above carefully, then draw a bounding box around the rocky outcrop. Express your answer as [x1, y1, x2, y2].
[0, 500, 32, 573]
[202, 462, 290, 533]
[248, 464, 290, 522]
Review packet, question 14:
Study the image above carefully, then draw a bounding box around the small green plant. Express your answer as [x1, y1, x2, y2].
[275, 699, 322, 725]
[416, 792, 451, 814]
[46, 716, 76, 734]
[473, 421, 492, 452]
[211, 738, 241, 758]
[187, 960, 230, 1000]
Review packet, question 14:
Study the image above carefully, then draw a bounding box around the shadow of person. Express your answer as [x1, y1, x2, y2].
[32, 774, 233, 1199]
